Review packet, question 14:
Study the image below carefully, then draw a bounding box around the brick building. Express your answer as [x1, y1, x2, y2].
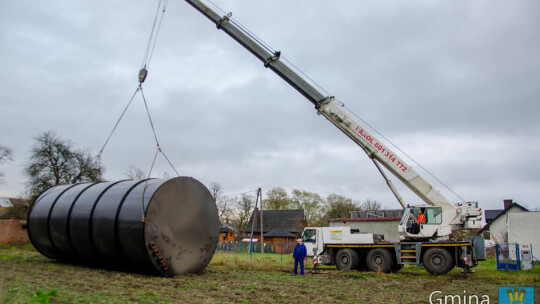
[0, 197, 30, 244]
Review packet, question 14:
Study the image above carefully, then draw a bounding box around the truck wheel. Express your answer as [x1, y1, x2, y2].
[366, 248, 393, 273]
[423, 248, 454, 275]
[335, 248, 359, 271]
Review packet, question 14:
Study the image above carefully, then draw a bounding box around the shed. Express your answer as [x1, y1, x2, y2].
[263, 229, 297, 253]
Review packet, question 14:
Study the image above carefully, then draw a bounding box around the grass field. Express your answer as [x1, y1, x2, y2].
[1, 244, 538, 303]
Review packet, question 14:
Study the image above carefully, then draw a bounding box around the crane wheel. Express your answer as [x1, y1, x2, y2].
[423, 247, 455, 275]
[335, 248, 359, 271]
[366, 248, 393, 273]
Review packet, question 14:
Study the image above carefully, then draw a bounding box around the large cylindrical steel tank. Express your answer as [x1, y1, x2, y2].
[27, 177, 219, 276]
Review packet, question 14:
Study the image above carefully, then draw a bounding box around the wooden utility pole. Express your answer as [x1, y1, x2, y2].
[259, 188, 264, 254]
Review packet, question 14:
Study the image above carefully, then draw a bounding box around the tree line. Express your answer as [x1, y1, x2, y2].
[1, 131, 381, 229]
[212, 183, 381, 232]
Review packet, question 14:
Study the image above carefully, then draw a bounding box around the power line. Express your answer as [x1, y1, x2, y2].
[219, 189, 259, 199]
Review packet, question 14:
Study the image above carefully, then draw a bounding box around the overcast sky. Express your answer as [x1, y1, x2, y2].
[1, 0, 539, 211]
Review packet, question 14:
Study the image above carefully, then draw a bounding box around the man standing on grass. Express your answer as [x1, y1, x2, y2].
[293, 238, 307, 275]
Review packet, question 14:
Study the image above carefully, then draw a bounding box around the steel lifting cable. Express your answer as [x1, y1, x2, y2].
[96, 0, 179, 222]
[139, 87, 180, 177]
[138, 0, 177, 222]
[141, 0, 169, 71]
[97, 87, 140, 166]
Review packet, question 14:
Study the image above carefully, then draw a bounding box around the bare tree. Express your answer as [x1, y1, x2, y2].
[124, 165, 146, 180]
[0, 145, 13, 183]
[25, 131, 103, 199]
[210, 182, 222, 200]
[160, 171, 173, 179]
[231, 194, 255, 231]
[210, 182, 233, 225]
[361, 199, 382, 211]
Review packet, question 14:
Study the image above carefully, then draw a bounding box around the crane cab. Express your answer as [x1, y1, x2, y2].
[398, 206, 451, 241]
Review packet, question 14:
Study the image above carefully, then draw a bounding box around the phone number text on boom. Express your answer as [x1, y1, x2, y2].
[355, 126, 408, 172]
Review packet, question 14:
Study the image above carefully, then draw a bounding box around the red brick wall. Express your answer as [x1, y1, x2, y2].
[0, 218, 29, 244]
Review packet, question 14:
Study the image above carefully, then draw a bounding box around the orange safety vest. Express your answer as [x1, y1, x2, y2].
[417, 214, 426, 223]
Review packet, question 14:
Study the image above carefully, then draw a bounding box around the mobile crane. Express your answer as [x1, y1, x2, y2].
[183, 0, 485, 275]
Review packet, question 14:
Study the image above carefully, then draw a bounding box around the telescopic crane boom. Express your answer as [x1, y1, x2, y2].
[184, 0, 482, 241]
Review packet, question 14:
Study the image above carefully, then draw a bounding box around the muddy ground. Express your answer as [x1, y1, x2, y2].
[1, 247, 538, 303]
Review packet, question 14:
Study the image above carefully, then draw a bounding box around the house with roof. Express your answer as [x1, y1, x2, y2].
[481, 199, 539, 260]
[481, 199, 528, 243]
[327, 209, 404, 242]
[0, 197, 30, 245]
[242, 209, 306, 253]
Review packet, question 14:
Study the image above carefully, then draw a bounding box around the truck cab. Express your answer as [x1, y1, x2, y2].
[398, 206, 450, 241]
[301, 227, 322, 257]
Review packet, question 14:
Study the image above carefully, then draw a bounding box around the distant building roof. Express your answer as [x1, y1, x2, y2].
[244, 209, 305, 234]
[485, 209, 504, 223]
[0, 198, 30, 208]
[350, 209, 404, 219]
[220, 226, 236, 233]
[0, 198, 30, 219]
[263, 229, 296, 238]
[0, 197, 14, 207]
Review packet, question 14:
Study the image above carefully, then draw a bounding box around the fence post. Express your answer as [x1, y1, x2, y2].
[516, 243, 521, 270]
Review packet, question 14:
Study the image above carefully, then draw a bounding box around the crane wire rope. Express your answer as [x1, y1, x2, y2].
[96, 87, 139, 163]
[139, 86, 180, 177]
[96, 0, 178, 222]
[138, 0, 175, 222]
[141, 0, 169, 70]
[204, 0, 464, 203]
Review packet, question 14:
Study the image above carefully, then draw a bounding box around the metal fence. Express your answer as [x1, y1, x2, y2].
[216, 241, 297, 254]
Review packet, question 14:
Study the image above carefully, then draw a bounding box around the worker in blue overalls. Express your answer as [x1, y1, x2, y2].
[293, 238, 307, 275]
